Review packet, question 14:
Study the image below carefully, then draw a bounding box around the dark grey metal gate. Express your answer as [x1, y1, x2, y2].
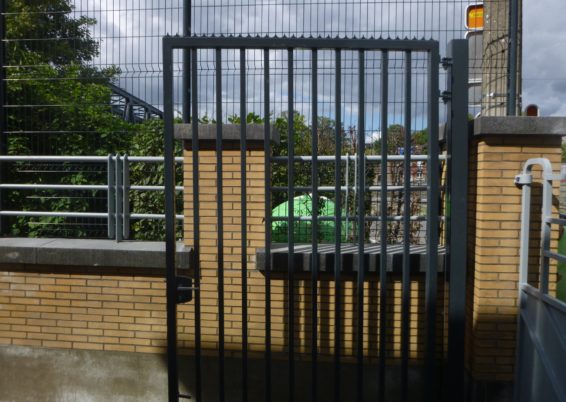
[163, 37, 469, 402]
[514, 159, 566, 402]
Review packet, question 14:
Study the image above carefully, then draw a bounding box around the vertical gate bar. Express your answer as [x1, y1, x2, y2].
[446, 39, 469, 401]
[401, 50, 412, 402]
[356, 49, 366, 402]
[163, 40, 178, 402]
[191, 47, 203, 402]
[379, 50, 389, 401]
[182, 0, 191, 124]
[107, 155, 116, 239]
[287, 47, 296, 402]
[333, 48, 342, 402]
[263, 48, 273, 402]
[115, 154, 123, 242]
[239, 48, 249, 402]
[215, 48, 226, 402]
[263, 49, 271, 402]
[345, 154, 349, 238]
[123, 154, 130, 240]
[424, 45, 440, 402]
[310, 48, 319, 402]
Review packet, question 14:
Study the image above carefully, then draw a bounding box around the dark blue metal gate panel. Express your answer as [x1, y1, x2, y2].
[515, 285, 566, 402]
[163, 36, 469, 402]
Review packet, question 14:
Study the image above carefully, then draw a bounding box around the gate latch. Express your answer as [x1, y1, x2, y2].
[176, 276, 196, 304]
[514, 173, 532, 186]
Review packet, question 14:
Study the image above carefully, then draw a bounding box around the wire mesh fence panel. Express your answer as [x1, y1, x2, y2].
[0, 0, 514, 238]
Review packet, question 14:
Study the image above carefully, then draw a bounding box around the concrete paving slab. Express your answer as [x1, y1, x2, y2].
[0, 345, 168, 402]
[0, 345, 425, 402]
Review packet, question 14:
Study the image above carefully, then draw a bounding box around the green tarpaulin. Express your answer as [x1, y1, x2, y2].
[271, 194, 351, 243]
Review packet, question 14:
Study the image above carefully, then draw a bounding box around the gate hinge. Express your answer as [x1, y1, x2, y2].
[176, 275, 197, 304]
[514, 173, 532, 186]
[441, 57, 453, 70]
[441, 90, 452, 103]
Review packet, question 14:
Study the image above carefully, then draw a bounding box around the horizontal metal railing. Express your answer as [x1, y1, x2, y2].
[0, 153, 442, 241]
[0, 155, 183, 241]
[270, 153, 444, 242]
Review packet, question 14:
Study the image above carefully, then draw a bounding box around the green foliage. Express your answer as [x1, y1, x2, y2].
[369, 125, 428, 155]
[5, 0, 132, 238]
[7, 0, 99, 66]
[227, 112, 264, 124]
[128, 119, 183, 240]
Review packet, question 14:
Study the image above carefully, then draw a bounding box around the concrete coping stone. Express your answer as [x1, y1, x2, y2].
[0, 238, 190, 269]
[474, 116, 566, 136]
[174, 123, 280, 143]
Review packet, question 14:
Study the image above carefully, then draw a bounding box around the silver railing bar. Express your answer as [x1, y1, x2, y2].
[271, 154, 447, 162]
[271, 185, 431, 192]
[0, 184, 107, 190]
[0, 155, 183, 163]
[0, 211, 108, 218]
[130, 213, 184, 220]
[270, 215, 441, 222]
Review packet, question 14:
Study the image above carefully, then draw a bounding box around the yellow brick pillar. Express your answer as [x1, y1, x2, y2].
[177, 124, 278, 354]
[467, 116, 564, 395]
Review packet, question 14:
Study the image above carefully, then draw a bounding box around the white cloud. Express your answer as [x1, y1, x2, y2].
[523, 0, 566, 116]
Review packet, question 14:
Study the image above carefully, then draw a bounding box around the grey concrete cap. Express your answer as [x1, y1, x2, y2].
[0, 238, 190, 269]
[174, 123, 280, 143]
[474, 116, 566, 136]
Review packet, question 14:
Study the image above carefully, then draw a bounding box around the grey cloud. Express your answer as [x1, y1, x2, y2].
[522, 0, 566, 116]
[75, 0, 500, 129]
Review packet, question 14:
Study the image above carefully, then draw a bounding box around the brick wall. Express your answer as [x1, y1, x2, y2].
[466, 134, 562, 381]
[0, 266, 169, 353]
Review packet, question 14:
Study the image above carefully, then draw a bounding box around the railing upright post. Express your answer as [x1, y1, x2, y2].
[115, 154, 123, 242]
[107, 155, 116, 239]
[123, 154, 130, 240]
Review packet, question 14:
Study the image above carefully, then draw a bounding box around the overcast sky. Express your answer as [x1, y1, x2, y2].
[76, 0, 566, 123]
[523, 0, 566, 116]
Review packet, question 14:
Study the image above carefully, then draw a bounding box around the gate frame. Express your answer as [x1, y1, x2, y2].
[162, 36, 469, 402]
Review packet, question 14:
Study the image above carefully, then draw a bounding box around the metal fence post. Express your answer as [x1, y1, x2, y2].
[163, 39, 179, 402]
[445, 39, 469, 401]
